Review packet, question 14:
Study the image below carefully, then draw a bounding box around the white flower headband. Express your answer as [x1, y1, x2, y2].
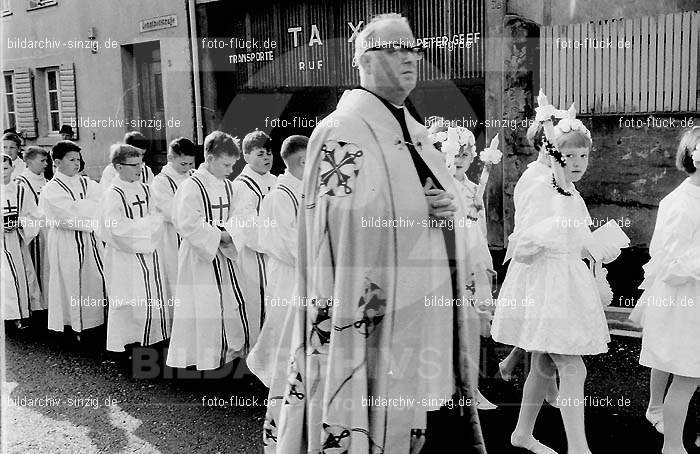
[552, 104, 591, 142]
[428, 125, 477, 170]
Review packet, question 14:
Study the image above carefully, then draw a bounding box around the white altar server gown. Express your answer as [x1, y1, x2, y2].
[246, 170, 301, 387]
[99, 177, 171, 351]
[150, 163, 192, 313]
[166, 164, 257, 370]
[2, 180, 41, 320]
[99, 163, 153, 194]
[635, 178, 700, 377]
[39, 171, 107, 332]
[230, 164, 277, 349]
[16, 169, 49, 310]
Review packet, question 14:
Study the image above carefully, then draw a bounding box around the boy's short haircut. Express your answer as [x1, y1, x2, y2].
[676, 127, 700, 174]
[110, 143, 143, 166]
[242, 130, 272, 154]
[280, 135, 309, 162]
[169, 137, 196, 157]
[51, 140, 82, 161]
[204, 131, 240, 158]
[23, 146, 50, 161]
[123, 131, 148, 151]
[526, 121, 545, 152]
[2, 132, 22, 147]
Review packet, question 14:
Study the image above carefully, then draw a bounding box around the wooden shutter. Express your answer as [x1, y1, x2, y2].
[59, 63, 78, 139]
[13, 68, 37, 139]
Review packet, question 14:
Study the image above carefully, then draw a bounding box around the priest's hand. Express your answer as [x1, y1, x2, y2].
[424, 178, 457, 220]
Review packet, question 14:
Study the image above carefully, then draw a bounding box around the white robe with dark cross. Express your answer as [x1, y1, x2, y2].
[98, 177, 171, 351]
[229, 164, 277, 352]
[150, 163, 193, 310]
[166, 164, 259, 370]
[2, 180, 41, 320]
[246, 170, 301, 387]
[15, 169, 49, 311]
[39, 171, 107, 332]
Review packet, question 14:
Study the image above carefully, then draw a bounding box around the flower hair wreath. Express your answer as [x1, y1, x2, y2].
[536, 103, 591, 168]
[428, 125, 477, 171]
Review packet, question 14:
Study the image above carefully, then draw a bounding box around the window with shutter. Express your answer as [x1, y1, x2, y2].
[46, 68, 61, 133]
[59, 63, 78, 139]
[3, 72, 16, 130]
[13, 68, 37, 139]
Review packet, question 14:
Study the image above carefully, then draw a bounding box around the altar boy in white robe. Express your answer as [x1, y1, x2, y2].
[39, 141, 107, 335]
[99, 131, 154, 194]
[229, 130, 277, 351]
[99, 143, 171, 352]
[150, 137, 196, 308]
[15, 146, 50, 311]
[2, 154, 41, 328]
[247, 134, 307, 386]
[167, 131, 251, 370]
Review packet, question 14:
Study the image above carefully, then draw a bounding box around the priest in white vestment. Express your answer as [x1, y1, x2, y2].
[264, 14, 485, 454]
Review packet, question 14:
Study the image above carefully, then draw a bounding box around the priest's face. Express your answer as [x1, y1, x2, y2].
[562, 147, 589, 183]
[245, 146, 273, 175]
[2, 159, 12, 184]
[207, 154, 237, 179]
[55, 151, 82, 177]
[116, 156, 143, 183]
[360, 21, 420, 102]
[172, 154, 195, 175]
[26, 155, 48, 176]
[2, 140, 19, 160]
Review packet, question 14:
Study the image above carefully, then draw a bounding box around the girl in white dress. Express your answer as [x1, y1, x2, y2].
[632, 127, 700, 454]
[491, 117, 617, 454]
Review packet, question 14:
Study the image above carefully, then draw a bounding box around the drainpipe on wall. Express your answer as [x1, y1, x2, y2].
[187, 0, 204, 144]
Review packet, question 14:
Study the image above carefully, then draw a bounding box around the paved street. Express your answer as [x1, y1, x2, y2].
[3, 322, 700, 454]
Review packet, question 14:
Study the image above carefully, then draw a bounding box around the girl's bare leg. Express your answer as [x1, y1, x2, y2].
[550, 354, 590, 454]
[661, 375, 700, 454]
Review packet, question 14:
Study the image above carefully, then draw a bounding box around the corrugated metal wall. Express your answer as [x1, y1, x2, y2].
[223, 0, 484, 90]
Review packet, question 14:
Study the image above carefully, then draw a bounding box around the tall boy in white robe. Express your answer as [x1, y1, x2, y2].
[167, 131, 250, 370]
[247, 135, 307, 386]
[99, 143, 171, 352]
[99, 131, 153, 194]
[39, 141, 107, 335]
[229, 130, 277, 351]
[2, 154, 41, 328]
[15, 146, 50, 311]
[150, 137, 196, 309]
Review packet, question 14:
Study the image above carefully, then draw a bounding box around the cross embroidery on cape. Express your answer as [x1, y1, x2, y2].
[334, 278, 386, 337]
[319, 140, 363, 197]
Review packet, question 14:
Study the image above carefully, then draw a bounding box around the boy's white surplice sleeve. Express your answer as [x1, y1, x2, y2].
[99, 191, 163, 254]
[172, 181, 221, 262]
[150, 177, 176, 223]
[39, 184, 99, 232]
[228, 183, 261, 253]
[18, 187, 42, 242]
[257, 193, 297, 267]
